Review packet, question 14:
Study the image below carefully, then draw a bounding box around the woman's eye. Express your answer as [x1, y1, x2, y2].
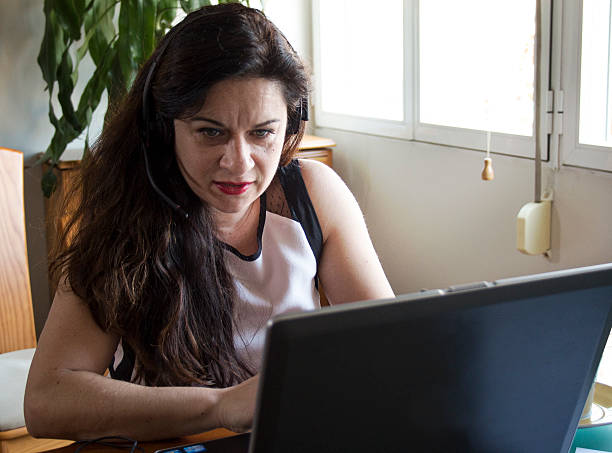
[252, 129, 273, 138]
[198, 128, 222, 137]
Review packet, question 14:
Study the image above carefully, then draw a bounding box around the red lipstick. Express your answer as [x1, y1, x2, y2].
[214, 181, 252, 195]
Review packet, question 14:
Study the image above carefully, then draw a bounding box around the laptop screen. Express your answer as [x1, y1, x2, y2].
[250, 264, 612, 453]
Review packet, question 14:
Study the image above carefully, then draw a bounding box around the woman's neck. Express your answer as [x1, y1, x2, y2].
[214, 198, 261, 255]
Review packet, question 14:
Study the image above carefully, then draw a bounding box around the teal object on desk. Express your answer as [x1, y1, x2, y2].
[569, 424, 612, 452]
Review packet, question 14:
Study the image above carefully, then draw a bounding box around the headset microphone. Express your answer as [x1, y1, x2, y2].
[142, 145, 189, 219]
[141, 40, 189, 220]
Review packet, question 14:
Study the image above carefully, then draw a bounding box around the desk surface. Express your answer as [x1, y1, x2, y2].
[299, 134, 336, 150]
[42, 429, 238, 453]
[38, 383, 612, 452]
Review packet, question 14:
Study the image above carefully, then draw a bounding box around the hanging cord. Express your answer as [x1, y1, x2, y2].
[481, 130, 495, 180]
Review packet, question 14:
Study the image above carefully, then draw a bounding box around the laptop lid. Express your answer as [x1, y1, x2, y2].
[247, 263, 612, 453]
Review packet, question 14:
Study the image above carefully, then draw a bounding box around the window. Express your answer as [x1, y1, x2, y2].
[417, 0, 542, 158]
[317, 1, 404, 121]
[312, 0, 412, 139]
[578, 0, 612, 147]
[561, 0, 612, 171]
[313, 0, 612, 171]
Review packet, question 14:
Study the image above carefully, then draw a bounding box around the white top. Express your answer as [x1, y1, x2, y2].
[228, 209, 321, 371]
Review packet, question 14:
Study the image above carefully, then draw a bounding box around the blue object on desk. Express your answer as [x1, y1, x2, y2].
[569, 424, 612, 452]
[183, 445, 207, 452]
[154, 443, 207, 453]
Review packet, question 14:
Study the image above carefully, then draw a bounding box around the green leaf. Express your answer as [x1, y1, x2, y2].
[117, 0, 149, 89]
[157, 0, 178, 32]
[42, 100, 80, 168]
[76, 45, 117, 125]
[42, 168, 58, 198]
[57, 49, 82, 131]
[37, 5, 66, 93]
[142, 0, 158, 62]
[83, 131, 90, 156]
[180, 0, 212, 13]
[47, 99, 61, 131]
[46, 116, 81, 164]
[53, 0, 85, 41]
[105, 51, 126, 107]
[80, 0, 117, 66]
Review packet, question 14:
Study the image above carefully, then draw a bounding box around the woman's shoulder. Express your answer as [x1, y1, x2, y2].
[296, 158, 342, 192]
[276, 158, 344, 208]
[296, 158, 360, 241]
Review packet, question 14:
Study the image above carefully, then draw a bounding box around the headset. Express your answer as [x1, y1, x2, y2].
[141, 33, 309, 220]
[141, 37, 189, 218]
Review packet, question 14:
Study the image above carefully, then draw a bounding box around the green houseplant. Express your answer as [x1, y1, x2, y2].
[37, 0, 254, 197]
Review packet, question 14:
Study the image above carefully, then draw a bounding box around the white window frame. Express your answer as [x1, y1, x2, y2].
[312, 0, 612, 168]
[413, 0, 551, 160]
[559, 0, 612, 172]
[311, 0, 414, 140]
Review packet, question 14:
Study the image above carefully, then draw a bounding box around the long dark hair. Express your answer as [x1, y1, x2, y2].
[50, 3, 309, 387]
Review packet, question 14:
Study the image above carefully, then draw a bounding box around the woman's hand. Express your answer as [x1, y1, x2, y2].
[214, 374, 260, 433]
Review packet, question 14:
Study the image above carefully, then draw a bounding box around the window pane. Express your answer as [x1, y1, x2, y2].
[579, 0, 612, 147]
[419, 0, 535, 136]
[318, 0, 404, 121]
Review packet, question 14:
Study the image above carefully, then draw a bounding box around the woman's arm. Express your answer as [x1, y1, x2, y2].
[299, 159, 395, 304]
[24, 283, 257, 441]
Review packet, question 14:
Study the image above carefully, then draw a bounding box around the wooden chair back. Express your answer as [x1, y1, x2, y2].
[0, 147, 36, 353]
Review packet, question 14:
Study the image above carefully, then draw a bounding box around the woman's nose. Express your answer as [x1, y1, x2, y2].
[219, 136, 255, 174]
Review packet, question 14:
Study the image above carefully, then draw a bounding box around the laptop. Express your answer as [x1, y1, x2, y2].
[162, 263, 612, 453]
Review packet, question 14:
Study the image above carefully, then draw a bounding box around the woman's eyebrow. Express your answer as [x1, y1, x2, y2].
[188, 117, 280, 128]
[254, 119, 280, 128]
[189, 116, 225, 127]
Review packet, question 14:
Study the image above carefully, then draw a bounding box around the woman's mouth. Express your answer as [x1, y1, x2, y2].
[214, 181, 252, 195]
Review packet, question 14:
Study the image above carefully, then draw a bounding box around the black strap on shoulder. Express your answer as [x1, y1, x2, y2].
[109, 340, 136, 383]
[277, 160, 323, 267]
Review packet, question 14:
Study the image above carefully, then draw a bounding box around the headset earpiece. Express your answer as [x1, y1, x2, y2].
[286, 97, 309, 135]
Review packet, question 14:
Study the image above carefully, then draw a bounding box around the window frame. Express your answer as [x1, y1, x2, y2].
[559, 0, 612, 172]
[312, 0, 612, 172]
[413, 0, 552, 160]
[312, 0, 553, 160]
[311, 0, 415, 140]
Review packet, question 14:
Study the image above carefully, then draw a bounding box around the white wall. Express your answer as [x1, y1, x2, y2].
[317, 127, 612, 294]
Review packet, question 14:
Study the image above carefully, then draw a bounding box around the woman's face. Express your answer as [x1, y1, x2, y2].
[174, 77, 287, 220]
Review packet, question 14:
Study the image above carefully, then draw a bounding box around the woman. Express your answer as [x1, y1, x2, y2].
[25, 3, 393, 441]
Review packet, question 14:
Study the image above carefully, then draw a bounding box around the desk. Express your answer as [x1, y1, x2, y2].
[296, 134, 335, 167]
[570, 382, 612, 452]
[39, 384, 612, 452]
[42, 428, 238, 453]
